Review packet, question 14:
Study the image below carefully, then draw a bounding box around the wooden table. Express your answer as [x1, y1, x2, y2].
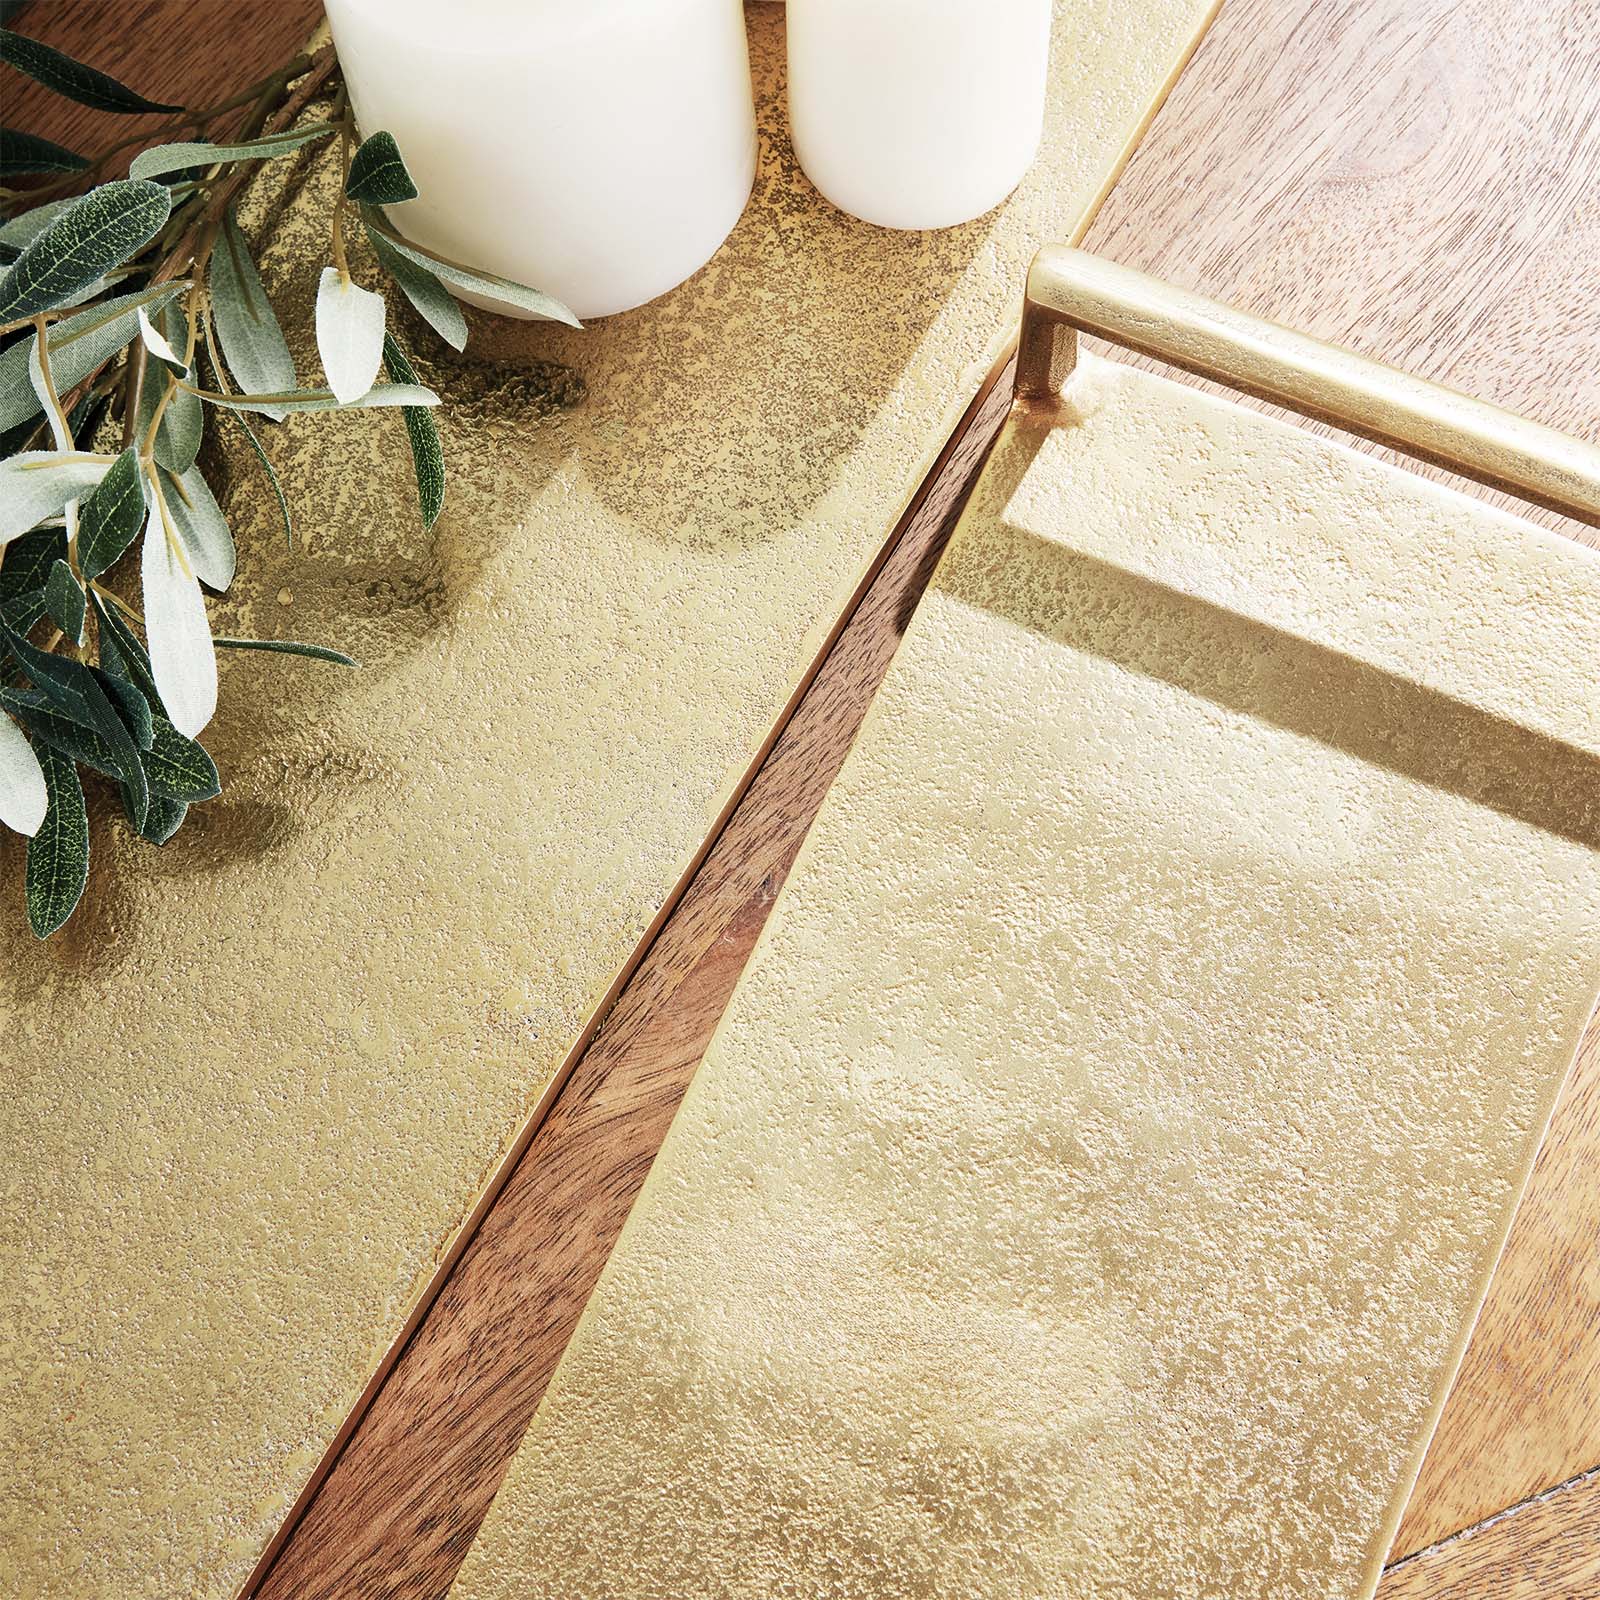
[10, 3, 1599, 1596]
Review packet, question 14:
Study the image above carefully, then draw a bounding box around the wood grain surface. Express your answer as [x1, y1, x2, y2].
[1376, 1472, 1600, 1600]
[6, 2, 1597, 1595]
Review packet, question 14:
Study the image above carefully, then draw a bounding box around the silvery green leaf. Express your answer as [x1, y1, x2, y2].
[24, 335, 71, 451]
[137, 305, 188, 377]
[0, 199, 72, 251]
[344, 130, 418, 205]
[1, 127, 89, 177]
[25, 742, 87, 938]
[158, 465, 235, 591]
[197, 382, 437, 415]
[161, 383, 202, 472]
[54, 273, 115, 310]
[0, 28, 181, 115]
[365, 224, 467, 351]
[127, 122, 337, 181]
[141, 496, 215, 736]
[0, 452, 110, 544]
[136, 328, 204, 475]
[382, 332, 444, 528]
[0, 179, 172, 321]
[362, 211, 580, 327]
[0, 280, 190, 432]
[43, 558, 85, 643]
[0, 708, 47, 837]
[224, 409, 292, 548]
[208, 212, 295, 420]
[76, 447, 146, 579]
[315, 267, 386, 404]
[142, 715, 219, 801]
[214, 636, 358, 667]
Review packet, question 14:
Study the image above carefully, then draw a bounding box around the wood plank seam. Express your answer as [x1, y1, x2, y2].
[1384, 1464, 1600, 1577]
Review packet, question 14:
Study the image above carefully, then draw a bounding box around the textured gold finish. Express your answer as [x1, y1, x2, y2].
[0, 6, 1217, 1598]
[450, 353, 1600, 1597]
[1016, 246, 1600, 527]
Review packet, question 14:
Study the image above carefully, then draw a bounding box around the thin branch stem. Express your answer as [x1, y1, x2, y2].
[147, 463, 194, 579]
[53, 45, 340, 425]
[29, 315, 71, 444]
[0, 307, 70, 339]
[121, 339, 149, 452]
[330, 92, 354, 283]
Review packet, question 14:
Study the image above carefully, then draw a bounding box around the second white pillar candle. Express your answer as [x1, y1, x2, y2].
[787, 0, 1052, 231]
[325, 0, 757, 321]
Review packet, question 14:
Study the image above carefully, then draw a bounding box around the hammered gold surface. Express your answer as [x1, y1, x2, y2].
[0, 6, 1216, 1597]
[449, 357, 1600, 1600]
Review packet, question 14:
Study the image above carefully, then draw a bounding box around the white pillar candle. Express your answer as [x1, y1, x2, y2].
[787, 0, 1052, 231]
[323, 0, 757, 321]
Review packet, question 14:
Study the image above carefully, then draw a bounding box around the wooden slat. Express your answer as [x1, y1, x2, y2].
[9, 1, 1598, 1592]
[1084, 0, 1600, 1558]
[250, 340, 1023, 1600]
[1, 1, 323, 175]
[1376, 1474, 1600, 1600]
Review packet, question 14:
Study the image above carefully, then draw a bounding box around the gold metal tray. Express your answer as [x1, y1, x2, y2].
[0, 8, 1218, 1598]
[450, 251, 1600, 1600]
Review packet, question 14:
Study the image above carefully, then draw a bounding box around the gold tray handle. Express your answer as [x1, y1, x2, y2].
[1016, 246, 1600, 529]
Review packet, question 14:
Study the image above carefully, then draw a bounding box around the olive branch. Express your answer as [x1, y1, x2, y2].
[0, 28, 578, 936]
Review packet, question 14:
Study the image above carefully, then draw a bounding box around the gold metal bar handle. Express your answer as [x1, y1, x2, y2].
[1016, 245, 1600, 529]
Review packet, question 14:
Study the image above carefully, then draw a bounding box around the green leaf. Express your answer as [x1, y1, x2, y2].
[0, 126, 89, 177]
[157, 464, 235, 590]
[135, 791, 187, 844]
[91, 590, 164, 714]
[382, 332, 444, 529]
[1, 525, 65, 600]
[315, 267, 385, 404]
[77, 447, 146, 579]
[143, 714, 219, 801]
[0, 590, 46, 636]
[4, 688, 120, 774]
[344, 130, 418, 205]
[365, 224, 467, 351]
[0, 179, 172, 321]
[0, 707, 47, 837]
[196, 381, 438, 415]
[1, 29, 180, 114]
[208, 212, 295, 419]
[224, 408, 292, 549]
[362, 210, 580, 327]
[43, 558, 85, 643]
[92, 666, 153, 751]
[0, 280, 190, 432]
[1, 622, 148, 827]
[214, 636, 358, 667]
[0, 451, 111, 544]
[127, 122, 337, 181]
[25, 742, 88, 938]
